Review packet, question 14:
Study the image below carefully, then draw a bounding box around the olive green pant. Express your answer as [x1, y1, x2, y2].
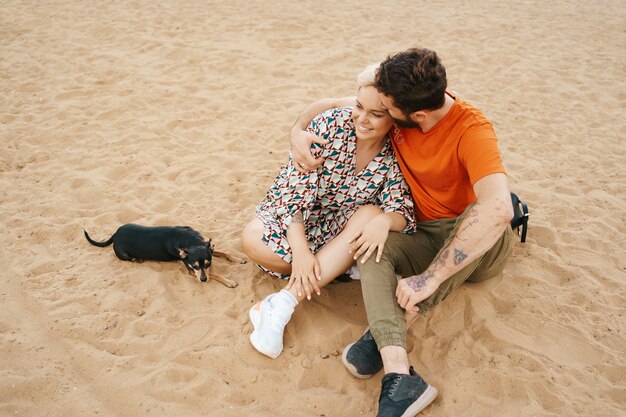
[358, 207, 515, 349]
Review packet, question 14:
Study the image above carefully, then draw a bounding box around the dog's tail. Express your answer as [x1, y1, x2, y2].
[84, 229, 116, 247]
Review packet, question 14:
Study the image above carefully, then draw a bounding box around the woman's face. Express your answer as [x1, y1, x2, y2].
[352, 86, 394, 142]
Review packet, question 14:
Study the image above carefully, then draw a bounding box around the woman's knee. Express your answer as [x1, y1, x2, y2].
[350, 205, 383, 224]
[242, 218, 291, 276]
[241, 218, 265, 261]
[360, 232, 419, 276]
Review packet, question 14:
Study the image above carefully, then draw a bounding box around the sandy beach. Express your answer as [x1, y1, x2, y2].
[1, 1, 625, 416]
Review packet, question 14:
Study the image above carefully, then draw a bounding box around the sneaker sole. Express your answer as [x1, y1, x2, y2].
[400, 385, 438, 417]
[341, 341, 375, 379]
[249, 331, 281, 359]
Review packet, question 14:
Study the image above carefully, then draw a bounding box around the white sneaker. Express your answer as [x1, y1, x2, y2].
[348, 265, 361, 280]
[249, 290, 298, 358]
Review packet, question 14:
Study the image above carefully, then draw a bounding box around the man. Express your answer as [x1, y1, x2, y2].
[290, 48, 515, 417]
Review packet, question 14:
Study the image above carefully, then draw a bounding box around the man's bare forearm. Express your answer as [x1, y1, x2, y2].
[291, 96, 356, 132]
[405, 197, 512, 292]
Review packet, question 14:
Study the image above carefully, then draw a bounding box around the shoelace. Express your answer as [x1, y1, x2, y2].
[379, 375, 402, 400]
[266, 298, 292, 332]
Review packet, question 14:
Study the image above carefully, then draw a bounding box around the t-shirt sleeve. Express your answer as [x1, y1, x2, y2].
[458, 122, 506, 184]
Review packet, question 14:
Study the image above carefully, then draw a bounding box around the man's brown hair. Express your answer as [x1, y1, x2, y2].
[374, 48, 447, 115]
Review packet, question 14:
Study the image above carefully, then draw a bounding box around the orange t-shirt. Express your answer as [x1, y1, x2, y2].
[391, 95, 506, 222]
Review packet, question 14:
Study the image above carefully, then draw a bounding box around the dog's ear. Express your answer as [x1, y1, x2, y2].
[205, 239, 214, 251]
[178, 248, 188, 258]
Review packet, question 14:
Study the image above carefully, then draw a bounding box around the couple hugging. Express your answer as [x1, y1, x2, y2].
[241, 47, 515, 417]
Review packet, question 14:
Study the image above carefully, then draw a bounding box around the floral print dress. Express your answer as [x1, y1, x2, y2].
[256, 107, 416, 278]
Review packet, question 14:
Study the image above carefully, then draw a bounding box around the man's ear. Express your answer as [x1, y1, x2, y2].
[205, 239, 214, 251]
[410, 110, 428, 124]
[178, 248, 188, 258]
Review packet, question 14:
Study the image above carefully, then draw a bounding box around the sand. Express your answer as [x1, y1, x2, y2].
[1, 1, 625, 416]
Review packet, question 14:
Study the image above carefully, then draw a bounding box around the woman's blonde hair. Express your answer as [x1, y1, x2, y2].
[356, 63, 380, 88]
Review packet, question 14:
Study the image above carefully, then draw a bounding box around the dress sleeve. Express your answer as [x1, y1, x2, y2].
[273, 107, 351, 229]
[273, 154, 319, 229]
[376, 156, 416, 233]
[306, 106, 354, 161]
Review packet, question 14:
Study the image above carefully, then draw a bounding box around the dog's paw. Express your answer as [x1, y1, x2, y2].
[225, 280, 238, 288]
[238, 258, 247, 264]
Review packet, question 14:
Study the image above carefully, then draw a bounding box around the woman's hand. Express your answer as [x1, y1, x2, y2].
[285, 247, 321, 300]
[290, 128, 327, 173]
[348, 214, 393, 264]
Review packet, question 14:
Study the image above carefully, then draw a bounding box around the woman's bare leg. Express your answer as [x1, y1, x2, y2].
[241, 217, 292, 276]
[246, 205, 384, 359]
[288, 205, 383, 301]
[243, 205, 383, 302]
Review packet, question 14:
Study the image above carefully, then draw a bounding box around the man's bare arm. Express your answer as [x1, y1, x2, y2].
[290, 96, 356, 132]
[290, 96, 356, 172]
[395, 173, 513, 310]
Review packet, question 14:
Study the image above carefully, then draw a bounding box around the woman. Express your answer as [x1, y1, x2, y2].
[241, 65, 415, 359]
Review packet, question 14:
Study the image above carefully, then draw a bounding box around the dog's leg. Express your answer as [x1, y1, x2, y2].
[212, 250, 246, 264]
[179, 261, 196, 277]
[209, 273, 238, 288]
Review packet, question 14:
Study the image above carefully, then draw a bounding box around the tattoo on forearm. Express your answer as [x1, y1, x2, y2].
[459, 218, 479, 234]
[456, 222, 477, 242]
[408, 206, 477, 291]
[408, 270, 435, 291]
[454, 205, 481, 242]
[453, 248, 468, 265]
[436, 249, 449, 268]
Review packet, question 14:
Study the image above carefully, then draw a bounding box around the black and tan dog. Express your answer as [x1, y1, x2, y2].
[84, 224, 244, 287]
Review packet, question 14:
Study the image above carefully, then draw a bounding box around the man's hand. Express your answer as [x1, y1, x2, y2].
[289, 96, 356, 173]
[396, 173, 513, 314]
[290, 129, 328, 173]
[395, 272, 440, 312]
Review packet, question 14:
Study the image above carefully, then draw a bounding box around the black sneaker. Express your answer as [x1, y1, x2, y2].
[341, 329, 383, 378]
[376, 367, 438, 417]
